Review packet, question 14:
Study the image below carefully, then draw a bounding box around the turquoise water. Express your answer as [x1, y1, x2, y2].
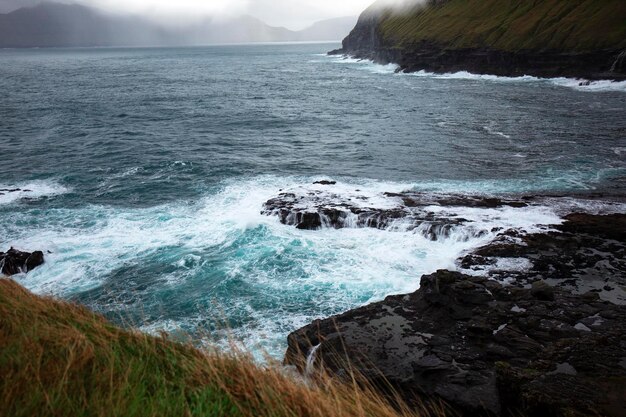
[1, 43, 625, 356]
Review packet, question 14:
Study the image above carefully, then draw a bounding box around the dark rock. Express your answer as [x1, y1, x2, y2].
[285, 270, 626, 417]
[0, 248, 45, 275]
[25, 251, 45, 271]
[286, 211, 626, 416]
[458, 213, 626, 305]
[262, 188, 528, 235]
[558, 213, 626, 242]
[295, 212, 323, 230]
[313, 180, 337, 185]
[530, 281, 555, 301]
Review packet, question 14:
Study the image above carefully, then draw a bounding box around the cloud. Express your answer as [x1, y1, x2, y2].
[79, 0, 247, 21]
[1, 0, 379, 29]
[248, 0, 372, 29]
[370, 0, 426, 13]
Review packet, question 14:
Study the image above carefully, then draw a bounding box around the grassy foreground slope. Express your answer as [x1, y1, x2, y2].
[0, 278, 439, 417]
[379, 0, 626, 52]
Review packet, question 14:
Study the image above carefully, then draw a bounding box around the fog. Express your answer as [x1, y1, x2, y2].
[370, 0, 427, 14]
[0, 0, 376, 29]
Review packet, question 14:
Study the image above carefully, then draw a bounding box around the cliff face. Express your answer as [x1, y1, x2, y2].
[332, 0, 626, 80]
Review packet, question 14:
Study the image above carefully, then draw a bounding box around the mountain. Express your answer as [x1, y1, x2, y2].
[178, 15, 296, 45]
[0, 3, 168, 47]
[332, 0, 626, 80]
[295, 16, 357, 42]
[0, 0, 41, 13]
[0, 2, 356, 48]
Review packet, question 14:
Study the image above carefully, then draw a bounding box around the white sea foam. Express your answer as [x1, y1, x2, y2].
[550, 78, 626, 92]
[411, 70, 626, 92]
[7, 175, 624, 356]
[410, 70, 626, 92]
[328, 55, 400, 74]
[410, 70, 540, 83]
[323, 55, 626, 92]
[463, 257, 534, 277]
[613, 147, 626, 156]
[483, 121, 511, 139]
[539, 197, 626, 216]
[0, 180, 69, 205]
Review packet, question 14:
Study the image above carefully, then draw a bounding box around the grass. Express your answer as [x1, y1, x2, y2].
[0, 278, 447, 417]
[374, 0, 626, 52]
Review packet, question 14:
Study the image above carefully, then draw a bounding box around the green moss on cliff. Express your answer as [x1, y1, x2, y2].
[378, 0, 626, 52]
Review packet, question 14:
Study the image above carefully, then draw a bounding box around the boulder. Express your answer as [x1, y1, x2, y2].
[0, 248, 45, 275]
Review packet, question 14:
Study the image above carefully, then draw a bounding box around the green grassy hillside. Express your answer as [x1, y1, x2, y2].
[377, 0, 626, 52]
[0, 278, 441, 417]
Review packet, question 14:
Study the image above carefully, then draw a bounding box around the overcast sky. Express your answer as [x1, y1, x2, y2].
[0, 0, 376, 29]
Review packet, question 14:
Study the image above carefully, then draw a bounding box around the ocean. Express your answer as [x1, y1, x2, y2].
[1, 43, 625, 356]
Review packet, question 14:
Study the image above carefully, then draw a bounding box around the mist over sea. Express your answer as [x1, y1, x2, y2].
[1, 43, 625, 356]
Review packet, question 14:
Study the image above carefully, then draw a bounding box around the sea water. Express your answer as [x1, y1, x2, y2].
[1, 43, 625, 356]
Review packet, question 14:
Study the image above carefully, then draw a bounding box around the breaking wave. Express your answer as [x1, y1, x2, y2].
[0, 180, 69, 206]
[6, 175, 623, 357]
[325, 54, 626, 92]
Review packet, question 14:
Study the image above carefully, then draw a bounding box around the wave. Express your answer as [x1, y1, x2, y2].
[413, 70, 626, 92]
[550, 78, 626, 92]
[483, 121, 511, 139]
[410, 69, 540, 83]
[323, 54, 626, 92]
[0, 180, 69, 206]
[326, 55, 399, 74]
[5, 175, 624, 357]
[411, 69, 626, 92]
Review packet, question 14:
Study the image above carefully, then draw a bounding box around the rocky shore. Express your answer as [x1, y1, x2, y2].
[264, 183, 626, 416]
[331, 43, 626, 82]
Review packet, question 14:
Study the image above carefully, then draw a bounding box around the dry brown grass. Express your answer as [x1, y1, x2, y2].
[0, 278, 449, 417]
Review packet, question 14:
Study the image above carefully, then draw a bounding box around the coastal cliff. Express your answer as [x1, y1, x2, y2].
[331, 0, 626, 80]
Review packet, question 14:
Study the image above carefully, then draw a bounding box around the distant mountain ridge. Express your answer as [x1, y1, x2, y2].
[332, 0, 626, 80]
[0, 2, 357, 47]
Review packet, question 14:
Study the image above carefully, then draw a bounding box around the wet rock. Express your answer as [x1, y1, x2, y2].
[558, 213, 626, 242]
[295, 212, 323, 230]
[0, 248, 45, 275]
[313, 180, 337, 185]
[458, 213, 626, 305]
[262, 188, 527, 234]
[25, 250, 45, 271]
[286, 212, 626, 416]
[530, 280, 555, 301]
[285, 270, 626, 417]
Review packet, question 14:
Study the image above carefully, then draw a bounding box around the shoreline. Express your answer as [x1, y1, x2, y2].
[284, 212, 626, 416]
[264, 184, 626, 416]
[329, 46, 626, 82]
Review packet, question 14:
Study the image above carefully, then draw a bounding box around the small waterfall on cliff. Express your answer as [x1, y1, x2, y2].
[305, 344, 321, 375]
[610, 50, 626, 73]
